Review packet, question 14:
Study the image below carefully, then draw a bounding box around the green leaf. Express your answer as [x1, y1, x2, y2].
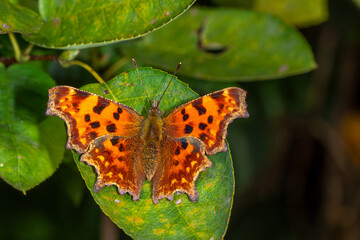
[73, 67, 234, 239]
[253, 0, 329, 27]
[0, 62, 66, 192]
[23, 0, 195, 49]
[59, 49, 80, 62]
[212, 0, 254, 8]
[353, 0, 360, 9]
[0, 0, 42, 34]
[121, 8, 316, 82]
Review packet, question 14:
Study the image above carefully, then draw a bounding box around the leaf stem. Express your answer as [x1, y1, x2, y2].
[24, 43, 34, 55]
[61, 60, 117, 101]
[8, 33, 21, 62]
[103, 57, 128, 81]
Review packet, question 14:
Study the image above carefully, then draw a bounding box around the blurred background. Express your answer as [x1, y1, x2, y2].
[1, 0, 360, 239]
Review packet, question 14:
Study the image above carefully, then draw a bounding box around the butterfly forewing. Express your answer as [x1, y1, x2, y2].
[46, 86, 143, 153]
[163, 87, 249, 155]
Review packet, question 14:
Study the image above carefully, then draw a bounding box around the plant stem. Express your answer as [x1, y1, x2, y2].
[24, 44, 34, 55]
[8, 33, 21, 62]
[103, 57, 128, 81]
[61, 60, 117, 101]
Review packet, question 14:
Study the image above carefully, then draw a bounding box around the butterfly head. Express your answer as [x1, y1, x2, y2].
[132, 58, 181, 117]
[150, 99, 161, 116]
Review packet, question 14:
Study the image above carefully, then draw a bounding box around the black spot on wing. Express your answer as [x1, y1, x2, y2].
[90, 121, 100, 128]
[75, 90, 90, 98]
[113, 112, 120, 120]
[199, 123, 207, 130]
[208, 115, 213, 124]
[192, 99, 206, 116]
[93, 99, 110, 114]
[210, 90, 224, 99]
[110, 138, 119, 145]
[181, 109, 185, 115]
[199, 133, 208, 141]
[117, 107, 123, 114]
[175, 146, 180, 155]
[106, 123, 116, 133]
[119, 143, 124, 152]
[181, 141, 188, 149]
[183, 114, 189, 121]
[184, 124, 193, 134]
[84, 114, 91, 122]
[89, 131, 97, 140]
[217, 104, 224, 113]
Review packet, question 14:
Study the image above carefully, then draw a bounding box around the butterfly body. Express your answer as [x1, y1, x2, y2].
[140, 109, 163, 180]
[46, 85, 249, 204]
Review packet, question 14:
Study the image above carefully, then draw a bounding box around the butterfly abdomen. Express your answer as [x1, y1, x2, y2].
[140, 110, 164, 180]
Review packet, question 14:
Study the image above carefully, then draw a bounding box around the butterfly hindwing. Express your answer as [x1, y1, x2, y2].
[81, 135, 145, 200]
[46, 86, 143, 153]
[151, 136, 212, 204]
[163, 87, 249, 155]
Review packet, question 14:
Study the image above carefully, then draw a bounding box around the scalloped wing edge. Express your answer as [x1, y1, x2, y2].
[152, 137, 212, 204]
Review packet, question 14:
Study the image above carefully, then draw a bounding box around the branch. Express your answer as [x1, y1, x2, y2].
[0, 54, 60, 67]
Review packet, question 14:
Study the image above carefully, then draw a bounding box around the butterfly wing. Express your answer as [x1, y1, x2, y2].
[163, 87, 249, 155]
[81, 135, 145, 200]
[46, 86, 143, 153]
[151, 137, 212, 204]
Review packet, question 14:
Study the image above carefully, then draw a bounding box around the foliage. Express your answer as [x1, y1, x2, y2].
[1, 0, 359, 239]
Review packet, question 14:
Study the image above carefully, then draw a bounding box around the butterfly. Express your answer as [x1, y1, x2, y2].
[46, 61, 249, 204]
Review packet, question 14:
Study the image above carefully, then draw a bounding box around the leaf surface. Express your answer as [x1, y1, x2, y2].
[253, 0, 328, 27]
[353, 0, 360, 9]
[73, 67, 235, 239]
[121, 8, 316, 82]
[0, 0, 42, 34]
[0, 62, 66, 192]
[23, 0, 195, 49]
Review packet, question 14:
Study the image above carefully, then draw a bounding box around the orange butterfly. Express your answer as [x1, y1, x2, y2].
[46, 61, 249, 204]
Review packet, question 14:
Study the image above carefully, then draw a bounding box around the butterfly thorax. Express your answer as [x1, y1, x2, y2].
[140, 108, 163, 180]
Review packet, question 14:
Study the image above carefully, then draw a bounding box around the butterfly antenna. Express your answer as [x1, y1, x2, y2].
[157, 62, 182, 108]
[132, 58, 152, 107]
